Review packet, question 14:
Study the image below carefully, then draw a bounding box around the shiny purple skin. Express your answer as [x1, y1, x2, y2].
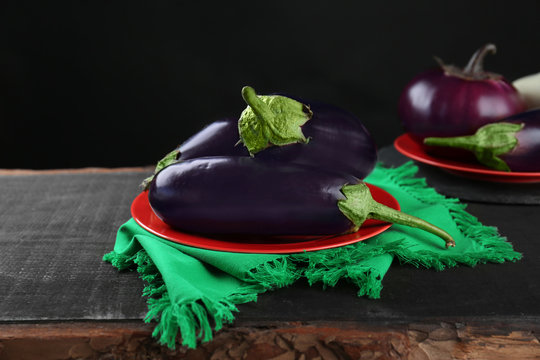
[176, 99, 377, 179]
[148, 156, 358, 236]
[178, 119, 247, 160]
[499, 110, 540, 172]
[399, 68, 526, 139]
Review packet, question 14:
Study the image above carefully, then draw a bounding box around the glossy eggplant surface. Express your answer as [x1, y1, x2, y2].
[148, 156, 356, 236]
[497, 112, 540, 172]
[258, 98, 377, 180]
[148, 156, 455, 248]
[399, 44, 525, 139]
[162, 98, 376, 180]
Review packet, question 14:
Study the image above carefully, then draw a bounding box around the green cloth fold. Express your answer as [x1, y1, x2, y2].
[104, 162, 521, 349]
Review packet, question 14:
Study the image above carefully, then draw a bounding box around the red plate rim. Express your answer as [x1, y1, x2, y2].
[394, 133, 540, 182]
[131, 183, 398, 254]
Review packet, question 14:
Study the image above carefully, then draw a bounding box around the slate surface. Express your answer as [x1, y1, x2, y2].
[0, 163, 538, 324]
[0, 171, 150, 321]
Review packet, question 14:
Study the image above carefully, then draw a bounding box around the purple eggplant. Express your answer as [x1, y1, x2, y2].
[142, 87, 377, 187]
[141, 118, 246, 188]
[252, 89, 377, 177]
[424, 109, 540, 172]
[148, 156, 455, 248]
[173, 118, 247, 160]
[399, 44, 525, 140]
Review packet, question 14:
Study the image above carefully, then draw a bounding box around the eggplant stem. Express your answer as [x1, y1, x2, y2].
[241, 86, 288, 141]
[463, 43, 497, 76]
[424, 135, 477, 151]
[338, 183, 455, 249]
[369, 202, 456, 248]
[241, 86, 275, 126]
[238, 86, 311, 155]
[424, 122, 523, 172]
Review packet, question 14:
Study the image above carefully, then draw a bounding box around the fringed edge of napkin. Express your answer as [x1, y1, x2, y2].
[289, 244, 394, 300]
[103, 250, 299, 349]
[375, 162, 522, 269]
[284, 162, 523, 300]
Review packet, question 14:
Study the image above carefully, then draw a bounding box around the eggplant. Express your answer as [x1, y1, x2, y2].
[424, 109, 540, 172]
[142, 87, 377, 187]
[248, 88, 377, 177]
[171, 118, 247, 160]
[399, 44, 525, 140]
[148, 157, 455, 248]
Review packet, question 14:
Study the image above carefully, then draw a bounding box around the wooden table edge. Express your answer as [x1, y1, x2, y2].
[1, 320, 539, 359]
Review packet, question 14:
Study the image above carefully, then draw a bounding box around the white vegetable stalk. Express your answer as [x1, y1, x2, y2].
[513, 72, 540, 110]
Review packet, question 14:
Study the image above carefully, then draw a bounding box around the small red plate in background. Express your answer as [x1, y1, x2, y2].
[394, 133, 540, 183]
[131, 183, 398, 254]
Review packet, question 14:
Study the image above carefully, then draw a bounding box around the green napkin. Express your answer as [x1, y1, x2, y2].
[104, 162, 521, 349]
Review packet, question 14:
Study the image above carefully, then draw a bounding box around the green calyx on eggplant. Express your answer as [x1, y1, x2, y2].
[141, 148, 181, 189]
[337, 183, 454, 248]
[142, 86, 377, 188]
[424, 123, 522, 171]
[423, 108, 540, 172]
[148, 157, 455, 249]
[238, 86, 313, 155]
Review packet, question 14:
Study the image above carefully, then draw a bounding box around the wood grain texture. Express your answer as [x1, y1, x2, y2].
[1, 321, 539, 360]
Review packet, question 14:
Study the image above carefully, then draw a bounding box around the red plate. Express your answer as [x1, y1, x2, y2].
[394, 133, 540, 183]
[131, 183, 398, 254]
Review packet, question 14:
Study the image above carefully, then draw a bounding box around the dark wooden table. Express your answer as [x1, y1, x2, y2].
[1, 149, 540, 359]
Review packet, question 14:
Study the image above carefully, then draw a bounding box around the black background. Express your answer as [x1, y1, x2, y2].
[2, 1, 539, 169]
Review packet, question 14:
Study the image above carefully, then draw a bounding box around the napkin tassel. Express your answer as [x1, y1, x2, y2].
[117, 249, 260, 349]
[291, 245, 394, 299]
[104, 247, 301, 349]
[390, 207, 523, 269]
[247, 256, 302, 289]
[145, 288, 266, 349]
[376, 162, 522, 269]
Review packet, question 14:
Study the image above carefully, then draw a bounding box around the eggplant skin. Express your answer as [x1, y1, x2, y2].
[176, 99, 377, 179]
[399, 68, 525, 139]
[260, 98, 377, 179]
[500, 110, 540, 172]
[148, 157, 357, 236]
[178, 119, 247, 160]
